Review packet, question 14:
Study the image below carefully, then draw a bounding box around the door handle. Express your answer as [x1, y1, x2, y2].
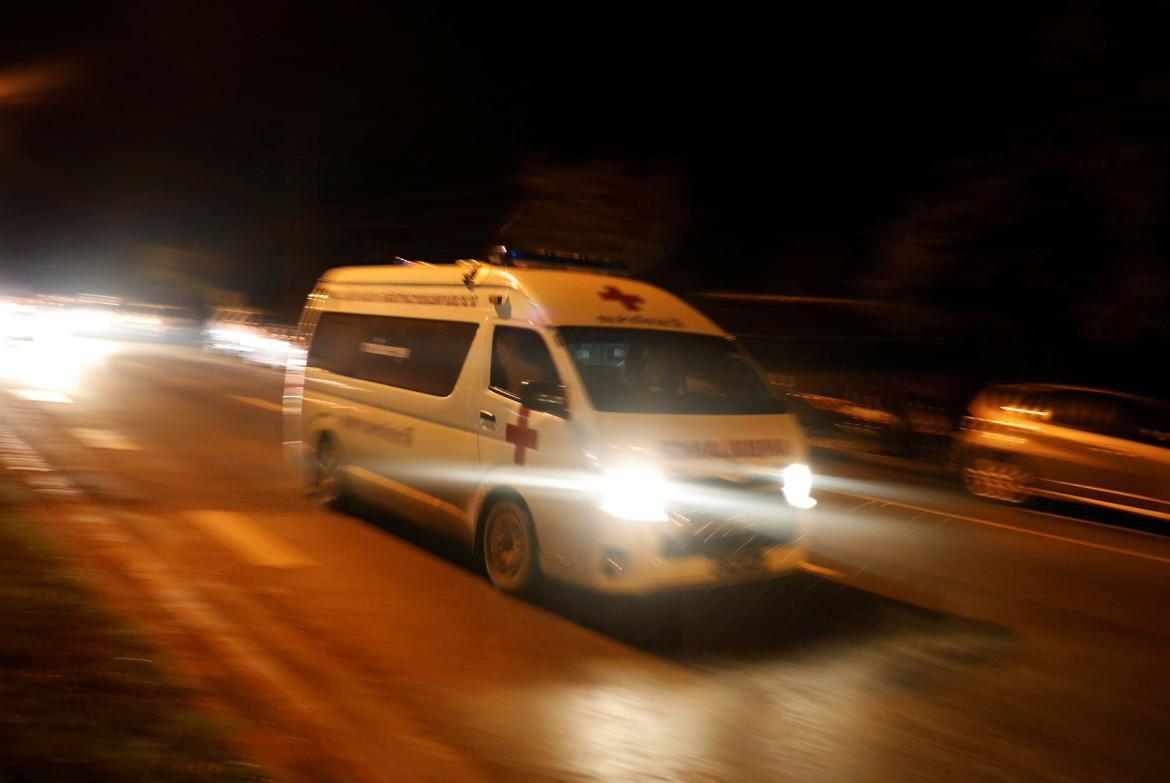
[479, 410, 497, 430]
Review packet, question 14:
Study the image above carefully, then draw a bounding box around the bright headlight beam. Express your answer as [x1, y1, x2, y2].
[782, 463, 816, 509]
[599, 466, 669, 522]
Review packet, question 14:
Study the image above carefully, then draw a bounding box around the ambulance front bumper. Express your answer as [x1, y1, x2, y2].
[554, 501, 811, 595]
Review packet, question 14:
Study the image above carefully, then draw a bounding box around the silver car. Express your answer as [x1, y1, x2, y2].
[956, 384, 1170, 520]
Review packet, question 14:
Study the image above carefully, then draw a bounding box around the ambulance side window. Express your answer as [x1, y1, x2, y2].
[309, 312, 478, 397]
[490, 327, 559, 398]
[356, 317, 478, 396]
[307, 312, 364, 376]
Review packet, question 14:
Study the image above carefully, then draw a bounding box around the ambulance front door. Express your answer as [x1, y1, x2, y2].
[476, 326, 579, 565]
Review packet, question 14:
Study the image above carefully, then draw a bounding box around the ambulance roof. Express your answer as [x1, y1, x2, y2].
[318, 263, 725, 336]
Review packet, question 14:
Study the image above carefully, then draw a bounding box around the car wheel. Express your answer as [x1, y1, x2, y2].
[962, 451, 1034, 504]
[313, 434, 349, 510]
[482, 499, 540, 595]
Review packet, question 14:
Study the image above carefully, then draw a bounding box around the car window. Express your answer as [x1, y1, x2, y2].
[1048, 392, 1121, 437]
[309, 312, 477, 396]
[307, 313, 363, 376]
[490, 327, 560, 398]
[355, 317, 478, 396]
[560, 327, 786, 415]
[1118, 399, 1170, 447]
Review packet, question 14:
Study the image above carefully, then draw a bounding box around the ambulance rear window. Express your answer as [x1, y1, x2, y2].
[559, 327, 786, 415]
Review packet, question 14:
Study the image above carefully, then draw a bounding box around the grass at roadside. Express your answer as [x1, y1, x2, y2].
[0, 502, 269, 783]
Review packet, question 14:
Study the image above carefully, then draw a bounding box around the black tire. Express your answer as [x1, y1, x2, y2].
[481, 499, 540, 595]
[961, 450, 1035, 504]
[312, 434, 350, 510]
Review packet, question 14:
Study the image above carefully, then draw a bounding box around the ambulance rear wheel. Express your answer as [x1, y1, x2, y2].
[313, 433, 350, 510]
[482, 499, 539, 595]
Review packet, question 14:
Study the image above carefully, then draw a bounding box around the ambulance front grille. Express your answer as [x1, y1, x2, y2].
[661, 505, 798, 558]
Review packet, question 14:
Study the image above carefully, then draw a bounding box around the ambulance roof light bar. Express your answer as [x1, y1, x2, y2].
[487, 245, 630, 276]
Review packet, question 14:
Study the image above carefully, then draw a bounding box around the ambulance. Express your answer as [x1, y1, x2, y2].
[284, 252, 816, 595]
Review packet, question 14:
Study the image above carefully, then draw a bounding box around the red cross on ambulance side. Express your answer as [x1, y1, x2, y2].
[505, 408, 539, 465]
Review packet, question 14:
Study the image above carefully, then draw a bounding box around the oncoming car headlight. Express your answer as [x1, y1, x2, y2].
[599, 466, 669, 522]
[782, 463, 816, 509]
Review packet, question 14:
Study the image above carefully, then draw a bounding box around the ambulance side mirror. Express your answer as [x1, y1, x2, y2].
[520, 380, 569, 419]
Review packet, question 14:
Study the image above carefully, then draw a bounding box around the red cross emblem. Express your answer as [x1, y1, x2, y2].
[598, 285, 644, 312]
[505, 407, 539, 465]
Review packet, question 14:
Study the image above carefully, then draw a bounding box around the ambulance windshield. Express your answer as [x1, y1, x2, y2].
[559, 327, 786, 415]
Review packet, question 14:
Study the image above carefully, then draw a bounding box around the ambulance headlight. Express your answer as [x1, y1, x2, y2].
[782, 463, 816, 509]
[599, 466, 669, 522]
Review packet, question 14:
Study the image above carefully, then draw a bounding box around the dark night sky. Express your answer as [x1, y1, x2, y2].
[2, 1, 1168, 318]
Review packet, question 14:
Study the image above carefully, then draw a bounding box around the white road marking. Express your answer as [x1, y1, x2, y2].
[1017, 504, 1170, 542]
[0, 424, 82, 496]
[184, 510, 315, 568]
[826, 489, 1170, 566]
[8, 389, 73, 403]
[0, 419, 495, 779]
[63, 508, 489, 782]
[21, 473, 83, 495]
[229, 395, 283, 413]
[69, 427, 141, 450]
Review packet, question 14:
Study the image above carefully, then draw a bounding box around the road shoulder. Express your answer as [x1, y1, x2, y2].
[0, 491, 268, 782]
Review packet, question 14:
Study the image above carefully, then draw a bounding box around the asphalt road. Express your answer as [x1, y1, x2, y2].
[3, 338, 1170, 782]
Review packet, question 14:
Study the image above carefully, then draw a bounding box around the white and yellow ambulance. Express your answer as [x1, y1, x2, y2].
[284, 254, 815, 595]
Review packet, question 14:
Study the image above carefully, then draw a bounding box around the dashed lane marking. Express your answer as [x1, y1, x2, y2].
[229, 395, 283, 413]
[66, 509, 485, 782]
[1, 417, 487, 780]
[0, 425, 83, 497]
[69, 427, 141, 450]
[184, 510, 315, 568]
[8, 389, 74, 403]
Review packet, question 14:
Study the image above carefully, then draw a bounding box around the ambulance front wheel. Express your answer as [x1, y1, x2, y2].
[482, 499, 540, 595]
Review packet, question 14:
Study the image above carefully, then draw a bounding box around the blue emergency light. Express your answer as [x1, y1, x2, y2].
[489, 245, 630, 275]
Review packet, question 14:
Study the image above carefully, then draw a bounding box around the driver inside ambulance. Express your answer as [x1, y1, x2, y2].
[624, 339, 685, 397]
